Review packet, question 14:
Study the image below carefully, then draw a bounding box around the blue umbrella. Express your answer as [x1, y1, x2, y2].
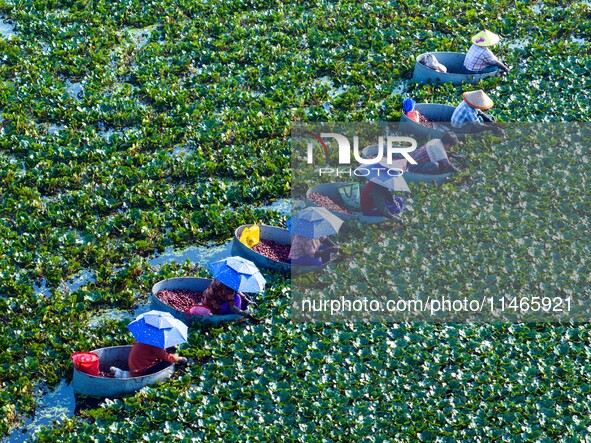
[288, 207, 343, 238]
[208, 256, 266, 293]
[127, 310, 188, 349]
[355, 162, 410, 192]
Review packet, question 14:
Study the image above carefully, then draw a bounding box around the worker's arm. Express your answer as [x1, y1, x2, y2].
[476, 112, 504, 135]
[492, 59, 510, 72]
[237, 291, 254, 305]
[322, 237, 337, 247]
[476, 110, 495, 122]
[320, 237, 340, 254]
[157, 348, 187, 364]
[464, 120, 493, 133]
[173, 354, 188, 364]
[226, 303, 256, 319]
[438, 159, 459, 173]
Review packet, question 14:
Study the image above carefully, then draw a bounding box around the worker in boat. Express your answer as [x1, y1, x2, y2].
[360, 181, 404, 220]
[451, 89, 504, 135]
[128, 344, 187, 377]
[407, 132, 460, 175]
[289, 235, 339, 266]
[201, 279, 252, 317]
[464, 29, 511, 74]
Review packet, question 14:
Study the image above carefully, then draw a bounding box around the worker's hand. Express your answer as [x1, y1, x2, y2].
[492, 126, 505, 136]
[248, 315, 263, 324]
[177, 356, 188, 365]
[243, 311, 263, 323]
[389, 214, 403, 224]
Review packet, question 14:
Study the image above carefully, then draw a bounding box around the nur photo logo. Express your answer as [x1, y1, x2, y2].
[303, 132, 418, 165]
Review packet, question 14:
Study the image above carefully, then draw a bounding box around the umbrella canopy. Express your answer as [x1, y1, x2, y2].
[355, 163, 410, 192]
[127, 310, 188, 349]
[288, 207, 344, 238]
[208, 256, 266, 293]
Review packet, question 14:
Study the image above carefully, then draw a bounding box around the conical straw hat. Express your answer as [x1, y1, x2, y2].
[462, 90, 494, 110]
[471, 29, 500, 47]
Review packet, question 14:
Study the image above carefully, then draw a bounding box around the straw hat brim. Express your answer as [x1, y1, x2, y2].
[462, 90, 494, 110]
[471, 30, 500, 47]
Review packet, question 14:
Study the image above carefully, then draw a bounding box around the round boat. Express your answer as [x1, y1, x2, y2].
[362, 145, 453, 185]
[72, 346, 174, 397]
[413, 52, 499, 86]
[151, 277, 245, 324]
[399, 103, 457, 139]
[232, 224, 334, 273]
[306, 182, 398, 224]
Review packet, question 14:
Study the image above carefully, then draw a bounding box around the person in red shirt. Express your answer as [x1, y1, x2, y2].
[128, 342, 187, 377]
[360, 181, 404, 220]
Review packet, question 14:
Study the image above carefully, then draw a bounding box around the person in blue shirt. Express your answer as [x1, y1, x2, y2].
[451, 89, 503, 135]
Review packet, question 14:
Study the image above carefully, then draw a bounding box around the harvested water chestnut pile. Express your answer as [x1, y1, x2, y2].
[405, 111, 435, 129]
[157, 289, 203, 312]
[418, 113, 435, 128]
[252, 239, 290, 263]
[308, 192, 351, 214]
[409, 112, 435, 128]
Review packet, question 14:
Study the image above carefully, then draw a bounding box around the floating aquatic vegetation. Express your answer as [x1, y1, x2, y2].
[1, 0, 591, 440]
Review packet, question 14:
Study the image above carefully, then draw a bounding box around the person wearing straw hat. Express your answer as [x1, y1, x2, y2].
[464, 30, 510, 74]
[451, 89, 503, 135]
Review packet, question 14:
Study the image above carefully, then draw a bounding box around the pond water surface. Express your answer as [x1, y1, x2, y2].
[4, 381, 75, 443]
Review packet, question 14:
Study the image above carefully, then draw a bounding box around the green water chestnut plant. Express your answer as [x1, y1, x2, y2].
[1, 0, 590, 440]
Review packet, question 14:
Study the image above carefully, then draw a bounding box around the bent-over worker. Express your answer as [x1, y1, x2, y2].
[201, 279, 251, 317]
[289, 235, 339, 266]
[128, 343, 187, 377]
[408, 132, 460, 175]
[451, 89, 503, 135]
[360, 181, 404, 220]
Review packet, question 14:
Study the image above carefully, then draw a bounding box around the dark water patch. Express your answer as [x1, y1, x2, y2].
[3, 380, 121, 442]
[4, 380, 75, 443]
[148, 239, 233, 268]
